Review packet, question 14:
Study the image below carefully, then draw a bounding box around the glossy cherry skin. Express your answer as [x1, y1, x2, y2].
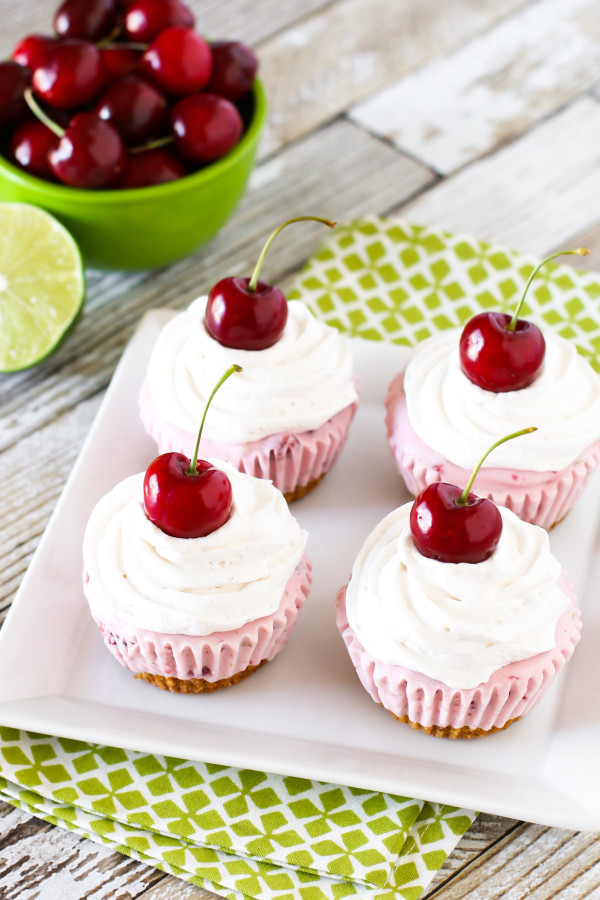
[205, 277, 287, 350]
[9, 120, 58, 179]
[207, 41, 258, 101]
[100, 46, 141, 86]
[124, 0, 195, 42]
[170, 93, 242, 162]
[410, 482, 502, 564]
[116, 146, 186, 187]
[54, 0, 118, 42]
[94, 75, 167, 144]
[32, 40, 105, 109]
[12, 34, 56, 70]
[0, 62, 31, 127]
[459, 311, 546, 392]
[140, 27, 212, 96]
[143, 452, 233, 538]
[49, 113, 126, 187]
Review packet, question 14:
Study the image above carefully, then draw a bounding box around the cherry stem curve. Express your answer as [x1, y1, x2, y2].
[458, 426, 537, 505]
[508, 247, 590, 331]
[24, 87, 64, 138]
[187, 363, 243, 475]
[247, 216, 336, 292]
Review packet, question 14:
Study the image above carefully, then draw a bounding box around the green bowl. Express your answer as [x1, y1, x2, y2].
[0, 81, 267, 270]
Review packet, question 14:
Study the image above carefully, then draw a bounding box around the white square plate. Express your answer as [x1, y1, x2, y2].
[1, 310, 600, 831]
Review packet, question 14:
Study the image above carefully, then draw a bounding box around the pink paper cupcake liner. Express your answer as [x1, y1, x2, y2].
[336, 572, 580, 736]
[385, 372, 600, 530]
[140, 377, 358, 498]
[84, 554, 312, 683]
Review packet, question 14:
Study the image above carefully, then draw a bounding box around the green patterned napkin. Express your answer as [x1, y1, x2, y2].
[7, 214, 597, 898]
[0, 729, 474, 899]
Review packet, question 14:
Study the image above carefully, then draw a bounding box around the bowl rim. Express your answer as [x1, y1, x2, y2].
[0, 79, 267, 203]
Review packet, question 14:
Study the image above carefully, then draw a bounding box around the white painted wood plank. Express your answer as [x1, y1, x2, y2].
[398, 97, 600, 255]
[350, 0, 600, 174]
[257, 0, 529, 157]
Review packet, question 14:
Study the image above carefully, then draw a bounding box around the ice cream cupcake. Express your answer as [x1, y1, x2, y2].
[140, 217, 359, 502]
[83, 461, 311, 692]
[385, 249, 600, 529]
[336, 502, 580, 738]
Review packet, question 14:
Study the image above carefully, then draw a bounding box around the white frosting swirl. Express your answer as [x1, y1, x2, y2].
[146, 297, 358, 443]
[345, 504, 568, 688]
[404, 329, 600, 471]
[83, 463, 308, 635]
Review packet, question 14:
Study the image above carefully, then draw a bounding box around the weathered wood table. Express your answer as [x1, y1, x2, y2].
[2, 0, 600, 896]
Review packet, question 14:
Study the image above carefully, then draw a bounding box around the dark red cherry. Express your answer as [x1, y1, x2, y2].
[459, 247, 590, 392]
[459, 312, 546, 392]
[32, 40, 105, 109]
[170, 93, 242, 162]
[0, 62, 31, 127]
[12, 35, 56, 70]
[54, 0, 118, 42]
[117, 146, 186, 187]
[48, 112, 126, 187]
[94, 75, 167, 144]
[124, 0, 195, 42]
[143, 364, 241, 538]
[409, 427, 536, 564]
[205, 216, 336, 351]
[410, 483, 502, 564]
[140, 27, 212, 96]
[207, 277, 287, 351]
[206, 41, 258, 101]
[143, 454, 232, 538]
[100, 46, 141, 86]
[9, 120, 58, 179]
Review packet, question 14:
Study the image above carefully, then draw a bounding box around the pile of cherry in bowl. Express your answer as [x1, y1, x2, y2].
[0, 0, 258, 189]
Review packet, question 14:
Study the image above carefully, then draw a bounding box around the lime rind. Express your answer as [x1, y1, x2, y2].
[0, 203, 85, 373]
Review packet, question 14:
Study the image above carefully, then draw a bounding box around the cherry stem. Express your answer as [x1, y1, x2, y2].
[247, 216, 336, 292]
[458, 426, 538, 505]
[24, 87, 64, 138]
[96, 26, 125, 47]
[130, 135, 174, 154]
[186, 363, 243, 475]
[99, 41, 148, 51]
[508, 247, 590, 331]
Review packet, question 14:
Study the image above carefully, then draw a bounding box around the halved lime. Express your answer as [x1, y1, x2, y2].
[0, 203, 85, 373]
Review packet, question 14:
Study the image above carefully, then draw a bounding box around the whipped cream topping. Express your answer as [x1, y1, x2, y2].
[404, 329, 600, 471]
[83, 463, 308, 635]
[345, 504, 569, 688]
[146, 297, 358, 443]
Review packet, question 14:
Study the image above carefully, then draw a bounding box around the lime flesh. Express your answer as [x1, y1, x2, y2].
[0, 203, 85, 373]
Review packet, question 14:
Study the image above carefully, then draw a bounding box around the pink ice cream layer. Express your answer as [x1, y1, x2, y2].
[336, 572, 580, 733]
[385, 371, 600, 530]
[84, 554, 312, 682]
[139, 377, 358, 497]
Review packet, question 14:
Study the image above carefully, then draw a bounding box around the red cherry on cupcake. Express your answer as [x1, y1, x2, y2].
[205, 216, 336, 351]
[140, 27, 212, 96]
[459, 248, 590, 392]
[170, 93, 242, 162]
[32, 39, 105, 109]
[410, 427, 536, 564]
[124, 0, 195, 42]
[144, 364, 242, 538]
[12, 35, 57, 70]
[206, 41, 258, 101]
